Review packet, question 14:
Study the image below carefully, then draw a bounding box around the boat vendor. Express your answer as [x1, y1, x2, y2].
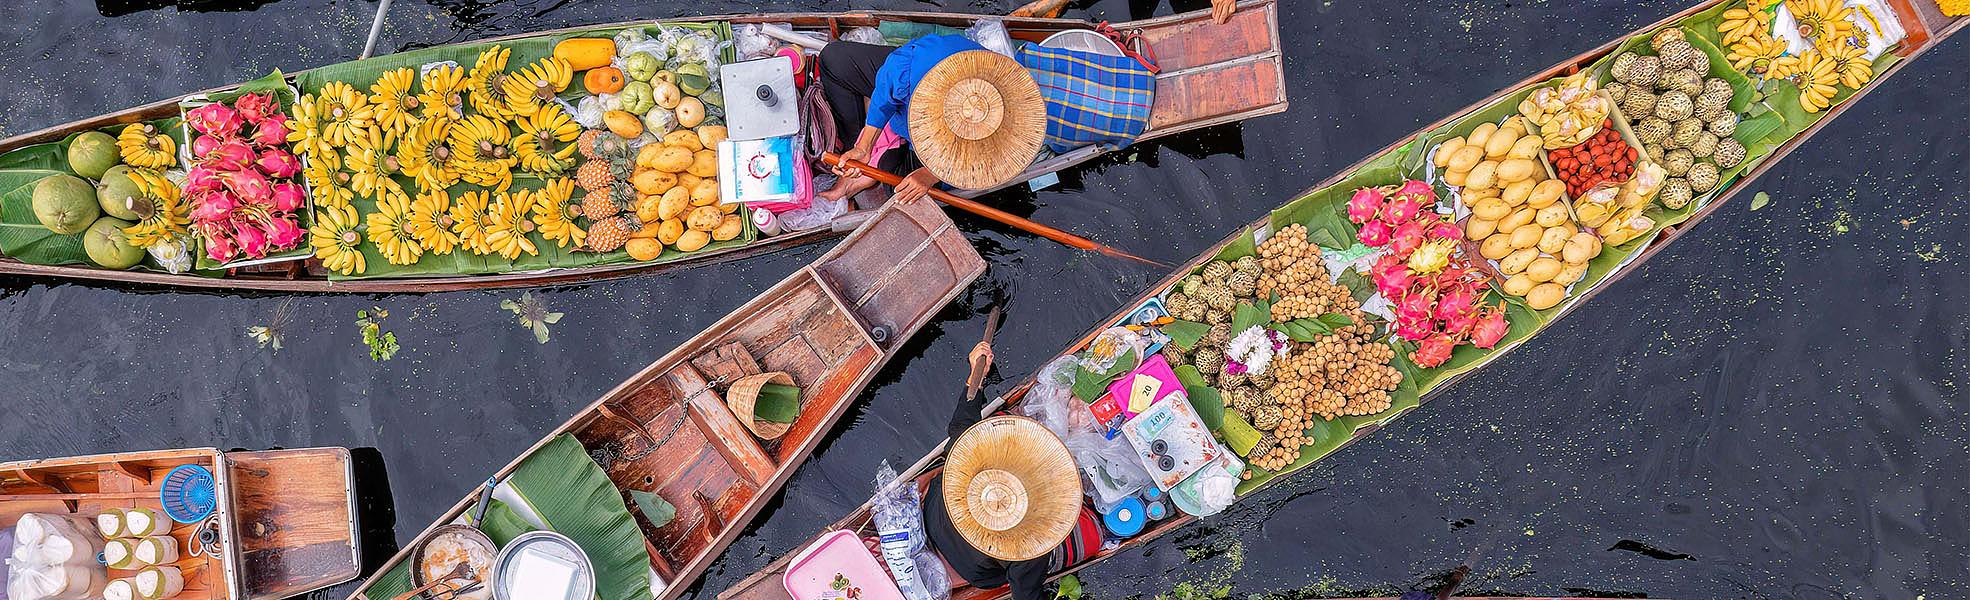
[1009, 0, 1240, 23]
[919, 341, 1102, 600]
[819, 36, 1050, 204]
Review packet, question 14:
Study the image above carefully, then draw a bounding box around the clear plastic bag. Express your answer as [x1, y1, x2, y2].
[779, 190, 847, 231]
[964, 19, 1016, 57]
[870, 461, 934, 600]
[573, 94, 616, 129]
[1068, 427, 1152, 513]
[1017, 356, 1097, 437]
[840, 26, 885, 45]
[658, 25, 726, 73]
[732, 23, 779, 60]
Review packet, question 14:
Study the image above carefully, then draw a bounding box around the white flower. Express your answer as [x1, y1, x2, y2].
[1226, 325, 1276, 376]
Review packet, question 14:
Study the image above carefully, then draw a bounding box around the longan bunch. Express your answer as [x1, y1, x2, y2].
[1258, 224, 1356, 321]
[1272, 334, 1403, 421]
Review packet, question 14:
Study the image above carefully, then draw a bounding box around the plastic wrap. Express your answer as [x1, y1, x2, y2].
[869, 461, 935, 600]
[778, 191, 847, 232]
[1018, 356, 1098, 436]
[840, 27, 885, 45]
[573, 94, 616, 129]
[964, 19, 1016, 57]
[732, 24, 779, 60]
[1017, 357, 1153, 511]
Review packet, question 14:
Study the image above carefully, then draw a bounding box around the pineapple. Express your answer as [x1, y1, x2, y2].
[588, 214, 638, 252]
[581, 187, 621, 220]
[575, 160, 613, 192]
[577, 129, 606, 158]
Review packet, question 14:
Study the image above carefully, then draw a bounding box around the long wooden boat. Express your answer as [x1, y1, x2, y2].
[346, 199, 984, 600]
[719, 3, 1965, 600]
[1, 447, 360, 600]
[0, 2, 1282, 294]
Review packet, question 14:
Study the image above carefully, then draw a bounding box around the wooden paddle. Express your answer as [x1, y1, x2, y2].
[965, 305, 1005, 402]
[824, 153, 1170, 268]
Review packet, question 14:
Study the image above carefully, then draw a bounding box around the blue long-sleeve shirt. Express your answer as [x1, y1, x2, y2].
[866, 35, 987, 141]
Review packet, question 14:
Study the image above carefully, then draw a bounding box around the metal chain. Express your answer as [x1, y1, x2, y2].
[590, 376, 727, 469]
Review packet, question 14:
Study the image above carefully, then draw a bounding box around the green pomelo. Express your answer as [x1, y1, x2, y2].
[96, 165, 143, 220]
[32, 174, 101, 234]
[67, 131, 119, 180]
[83, 217, 143, 269]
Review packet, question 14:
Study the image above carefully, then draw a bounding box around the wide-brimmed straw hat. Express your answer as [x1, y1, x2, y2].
[907, 50, 1048, 190]
[943, 415, 1083, 562]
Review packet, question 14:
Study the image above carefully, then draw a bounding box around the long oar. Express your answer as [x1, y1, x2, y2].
[964, 305, 1005, 402]
[824, 153, 1170, 268]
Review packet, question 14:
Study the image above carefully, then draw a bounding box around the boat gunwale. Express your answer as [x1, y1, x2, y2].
[715, 6, 1967, 600]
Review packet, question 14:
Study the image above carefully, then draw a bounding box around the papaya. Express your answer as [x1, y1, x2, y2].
[553, 38, 617, 71]
[584, 67, 626, 95]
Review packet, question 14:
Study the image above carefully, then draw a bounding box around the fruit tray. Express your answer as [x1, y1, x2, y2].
[177, 71, 316, 270]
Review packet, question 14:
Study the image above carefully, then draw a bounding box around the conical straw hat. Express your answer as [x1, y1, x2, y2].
[907, 50, 1048, 191]
[943, 415, 1083, 562]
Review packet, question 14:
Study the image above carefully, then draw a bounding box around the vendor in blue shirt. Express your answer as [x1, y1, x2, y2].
[817, 34, 988, 204]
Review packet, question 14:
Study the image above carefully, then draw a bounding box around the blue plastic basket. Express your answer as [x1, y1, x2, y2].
[159, 464, 217, 523]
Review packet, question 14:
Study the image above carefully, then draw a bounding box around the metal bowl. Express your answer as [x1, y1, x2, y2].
[1039, 30, 1124, 57]
[412, 524, 497, 598]
[491, 530, 595, 600]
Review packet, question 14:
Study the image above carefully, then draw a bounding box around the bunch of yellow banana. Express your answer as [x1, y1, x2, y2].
[313, 183, 355, 211]
[418, 63, 469, 121]
[1822, 43, 1874, 88]
[407, 188, 460, 255]
[365, 189, 423, 266]
[317, 81, 378, 149]
[468, 45, 515, 122]
[1785, 51, 1841, 113]
[121, 169, 189, 248]
[502, 57, 573, 116]
[346, 125, 404, 200]
[1727, 32, 1789, 76]
[398, 117, 460, 192]
[485, 190, 540, 260]
[514, 104, 581, 177]
[450, 115, 517, 191]
[287, 92, 334, 162]
[116, 123, 176, 168]
[1717, 6, 1770, 47]
[368, 67, 420, 144]
[1785, 0, 1856, 51]
[449, 190, 495, 255]
[310, 204, 367, 275]
[531, 178, 586, 249]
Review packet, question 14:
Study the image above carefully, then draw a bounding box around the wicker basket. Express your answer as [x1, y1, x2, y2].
[726, 371, 797, 440]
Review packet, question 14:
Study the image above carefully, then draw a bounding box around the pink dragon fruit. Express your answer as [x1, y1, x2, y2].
[1435, 286, 1480, 334]
[1470, 303, 1510, 349]
[1388, 219, 1429, 257]
[250, 114, 290, 148]
[1396, 289, 1436, 328]
[256, 148, 301, 179]
[264, 218, 305, 249]
[270, 182, 307, 212]
[1346, 187, 1386, 224]
[1356, 220, 1394, 247]
[1394, 315, 1435, 342]
[1428, 219, 1464, 241]
[223, 169, 274, 205]
[192, 134, 222, 157]
[203, 139, 257, 172]
[233, 219, 269, 259]
[1395, 179, 1435, 203]
[1382, 194, 1426, 225]
[191, 191, 239, 222]
[234, 92, 280, 123]
[186, 102, 244, 139]
[1410, 333, 1459, 368]
[202, 229, 236, 262]
[185, 165, 224, 195]
[1371, 261, 1414, 299]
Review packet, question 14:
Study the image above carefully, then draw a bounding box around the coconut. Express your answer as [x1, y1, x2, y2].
[33, 174, 100, 234]
[135, 566, 185, 600]
[67, 131, 119, 180]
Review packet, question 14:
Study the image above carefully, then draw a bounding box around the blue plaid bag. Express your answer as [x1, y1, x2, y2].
[1016, 42, 1156, 153]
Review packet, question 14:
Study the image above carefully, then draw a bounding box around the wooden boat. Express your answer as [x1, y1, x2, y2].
[0, 1, 1283, 294]
[1, 447, 360, 600]
[345, 199, 984, 600]
[717, 4, 1966, 600]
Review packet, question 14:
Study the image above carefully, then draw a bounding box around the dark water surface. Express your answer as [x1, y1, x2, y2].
[2, 1, 1966, 598]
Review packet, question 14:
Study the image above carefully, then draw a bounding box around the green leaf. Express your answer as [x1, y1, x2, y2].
[1334, 267, 1376, 304]
[1271, 319, 1327, 341]
[1230, 300, 1270, 337]
[1317, 313, 1355, 330]
[628, 490, 678, 528]
[1220, 413, 1263, 457]
[532, 324, 551, 344]
[1161, 320, 1209, 350]
[1054, 575, 1083, 600]
[753, 383, 801, 424]
[1750, 192, 1771, 211]
[476, 499, 538, 546]
[504, 435, 652, 600]
[1069, 349, 1141, 403]
[1172, 366, 1223, 432]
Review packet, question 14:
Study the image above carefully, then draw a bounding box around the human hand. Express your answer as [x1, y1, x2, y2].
[833, 147, 870, 178]
[1212, 0, 1237, 23]
[891, 167, 940, 204]
[969, 341, 994, 371]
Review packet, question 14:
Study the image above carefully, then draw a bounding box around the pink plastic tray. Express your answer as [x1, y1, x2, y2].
[782, 530, 908, 600]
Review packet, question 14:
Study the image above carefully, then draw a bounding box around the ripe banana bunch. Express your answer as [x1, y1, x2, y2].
[117, 123, 176, 168]
[123, 169, 189, 247]
[407, 188, 460, 255]
[485, 190, 540, 260]
[1824, 44, 1874, 88]
[450, 115, 516, 192]
[1727, 33, 1788, 76]
[310, 204, 367, 275]
[503, 57, 574, 116]
[365, 189, 423, 266]
[532, 178, 586, 249]
[449, 190, 495, 256]
[514, 104, 581, 177]
[469, 45, 515, 121]
[1717, 7, 1769, 47]
[1787, 52, 1841, 113]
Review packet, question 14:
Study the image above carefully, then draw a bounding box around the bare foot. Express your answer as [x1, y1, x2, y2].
[1009, 0, 1069, 18]
[819, 173, 878, 203]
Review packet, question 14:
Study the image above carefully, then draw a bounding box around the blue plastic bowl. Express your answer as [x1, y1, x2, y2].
[159, 464, 217, 523]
